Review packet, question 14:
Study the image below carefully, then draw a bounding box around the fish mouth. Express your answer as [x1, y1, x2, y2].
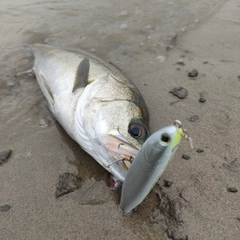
[104, 130, 139, 169]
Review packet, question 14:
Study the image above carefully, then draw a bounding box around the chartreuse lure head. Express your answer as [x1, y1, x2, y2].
[120, 120, 184, 213]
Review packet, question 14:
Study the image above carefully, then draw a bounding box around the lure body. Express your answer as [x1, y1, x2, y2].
[120, 121, 183, 213]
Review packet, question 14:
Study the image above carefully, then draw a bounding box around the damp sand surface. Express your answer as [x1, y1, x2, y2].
[1, 0, 240, 239]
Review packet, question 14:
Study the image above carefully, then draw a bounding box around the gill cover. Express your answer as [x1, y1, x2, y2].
[120, 120, 183, 213]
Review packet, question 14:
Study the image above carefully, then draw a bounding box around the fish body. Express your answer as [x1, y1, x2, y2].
[31, 44, 149, 182]
[120, 121, 183, 213]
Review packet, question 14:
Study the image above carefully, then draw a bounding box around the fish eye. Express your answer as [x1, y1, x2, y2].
[161, 133, 170, 144]
[129, 125, 142, 138]
[128, 120, 149, 142]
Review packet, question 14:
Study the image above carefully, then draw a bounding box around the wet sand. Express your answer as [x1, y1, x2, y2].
[1, 0, 240, 239]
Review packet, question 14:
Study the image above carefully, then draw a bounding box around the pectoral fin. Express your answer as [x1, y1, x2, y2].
[73, 58, 90, 92]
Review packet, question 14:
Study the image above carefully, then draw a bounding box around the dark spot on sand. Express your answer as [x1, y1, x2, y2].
[0, 149, 12, 165]
[237, 75, 240, 80]
[0, 204, 11, 212]
[197, 149, 204, 153]
[169, 87, 188, 99]
[227, 187, 238, 193]
[237, 216, 240, 221]
[175, 61, 185, 66]
[199, 97, 206, 103]
[222, 163, 239, 172]
[188, 115, 199, 122]
[220, 59, 234, 63]
[170, 35, 177, 45]
[152, 186, 189, 240]
[55, 172, 82, 198]
[203, 61, 209, 64]
[182, 154, 190, 160]
[166, 46, 174, 51]
[188, 69, 198, 77]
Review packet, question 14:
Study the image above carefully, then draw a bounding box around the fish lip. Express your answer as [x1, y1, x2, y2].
[104, 130, 140, 167]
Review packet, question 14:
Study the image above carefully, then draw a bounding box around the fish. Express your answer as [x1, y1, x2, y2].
[31, 44, 184, 211]
[120, 120, 183, 213]
[31, 44, 150, 183]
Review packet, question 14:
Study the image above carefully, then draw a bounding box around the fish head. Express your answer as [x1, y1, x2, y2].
[97, 99, 150, 166]
[104, 116, 150, 165]
[78, 76, 150, 173]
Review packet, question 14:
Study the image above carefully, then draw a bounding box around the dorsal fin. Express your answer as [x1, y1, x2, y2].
[73, 58, 90, 92]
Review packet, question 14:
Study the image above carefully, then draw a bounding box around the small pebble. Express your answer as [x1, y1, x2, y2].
[176, 62, 185, 66]
[199, 97, 206, 103]
[157, 55, 165, 63]
[227, 187, 238, 193]
[176, 60, 185, 66]
[145, 25, 152, 29]
[181, 27, 187, 32]
[188, 115, 199, 122]
[196, 149, 204, 153]
[163, 180, 173, 188]
[0, 149, 12, 165]
[0, 204, 11, 212]
[203, 61, 209, 64]
[89, 48, 96, 52]
[40, 119, 48, 128]
[188, 69, 198, 77]
[182, 154, 190, 160]
[120, 23, 128, 29]
[7, 80, 16, 87]
[237, 216, 240, 221]
[120, 10, 128, 16]
[237, 75, 240, 80]
[27, 152, 32, 157]
[169, 87, 188, 99]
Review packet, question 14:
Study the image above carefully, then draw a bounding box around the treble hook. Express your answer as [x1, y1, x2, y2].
[106, 143, 134, 168]
[178, 128, 193, 149]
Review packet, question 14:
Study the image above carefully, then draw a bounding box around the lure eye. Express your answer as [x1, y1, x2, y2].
[129, 125, 142, 138]
[161, 133, 170, 144]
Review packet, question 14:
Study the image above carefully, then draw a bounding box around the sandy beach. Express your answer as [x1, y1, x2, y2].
[0, 0, 240, 239]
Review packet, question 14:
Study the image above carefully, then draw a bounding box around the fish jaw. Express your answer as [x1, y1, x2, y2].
[120, 121, 183, 213]
[103, 131, 140, 167]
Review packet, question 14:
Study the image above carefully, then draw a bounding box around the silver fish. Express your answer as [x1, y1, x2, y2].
[120, 120, 183, 213]
[31, 44, 149, 182]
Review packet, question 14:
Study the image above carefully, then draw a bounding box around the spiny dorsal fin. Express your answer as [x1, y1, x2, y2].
[73, 58, 90, 92]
